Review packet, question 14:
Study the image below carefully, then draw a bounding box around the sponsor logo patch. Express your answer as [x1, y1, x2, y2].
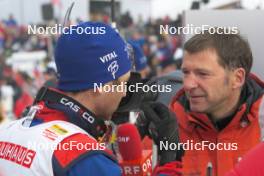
[0, 141, 36, 168]
[48, 125, 68, 136]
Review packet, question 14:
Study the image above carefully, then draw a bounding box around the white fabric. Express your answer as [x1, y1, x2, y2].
[0, 117, 89, 176]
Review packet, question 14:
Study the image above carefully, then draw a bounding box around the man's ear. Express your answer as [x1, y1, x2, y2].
[232, 68, 246, 89]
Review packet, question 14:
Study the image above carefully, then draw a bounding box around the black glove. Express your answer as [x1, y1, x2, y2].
[135, 110, 151, 139]
[136, 102, 184, 165]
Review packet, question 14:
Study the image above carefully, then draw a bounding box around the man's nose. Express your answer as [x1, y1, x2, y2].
[183, 74, 198, 91]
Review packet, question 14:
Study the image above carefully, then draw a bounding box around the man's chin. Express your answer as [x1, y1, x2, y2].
[190, 105, 206, 113]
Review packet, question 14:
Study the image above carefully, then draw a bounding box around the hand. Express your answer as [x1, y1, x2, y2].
[137, 102, 184, 165]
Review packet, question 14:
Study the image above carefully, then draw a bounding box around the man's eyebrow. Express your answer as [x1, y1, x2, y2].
[181, 67, 212, 73]
[195, 68, 211, 73]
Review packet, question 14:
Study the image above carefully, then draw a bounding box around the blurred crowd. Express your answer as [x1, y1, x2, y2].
[119, 12, 183, 77]
[0, 12, 183, 124]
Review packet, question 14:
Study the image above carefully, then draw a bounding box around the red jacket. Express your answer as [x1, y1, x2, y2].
[170, 74, 264, 176]
[225, 142, 264, 176]
[14, 91, 33, 118]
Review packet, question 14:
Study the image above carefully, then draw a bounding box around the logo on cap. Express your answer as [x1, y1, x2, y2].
[99, 51, 118, 63]
[108, 61, 119, 79]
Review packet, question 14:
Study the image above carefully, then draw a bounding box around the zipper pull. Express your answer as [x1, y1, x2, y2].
[207, 162, 213, 176]
[23, 105, 42, 127]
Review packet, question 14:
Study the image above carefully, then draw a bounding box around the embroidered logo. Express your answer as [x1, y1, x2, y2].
[108, 61, 119, 79]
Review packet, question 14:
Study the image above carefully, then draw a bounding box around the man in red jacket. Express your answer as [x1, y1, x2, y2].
[170, 29, 264, 175]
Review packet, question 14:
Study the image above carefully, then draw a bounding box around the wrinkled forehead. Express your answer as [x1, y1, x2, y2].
[182, 49, 223, 71]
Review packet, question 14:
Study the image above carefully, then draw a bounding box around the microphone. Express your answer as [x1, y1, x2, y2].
[117, 123, 152, 176]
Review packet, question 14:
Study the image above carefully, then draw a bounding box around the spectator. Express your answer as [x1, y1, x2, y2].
[158, 57, 178, 76]
[129, 41, 150, 79]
